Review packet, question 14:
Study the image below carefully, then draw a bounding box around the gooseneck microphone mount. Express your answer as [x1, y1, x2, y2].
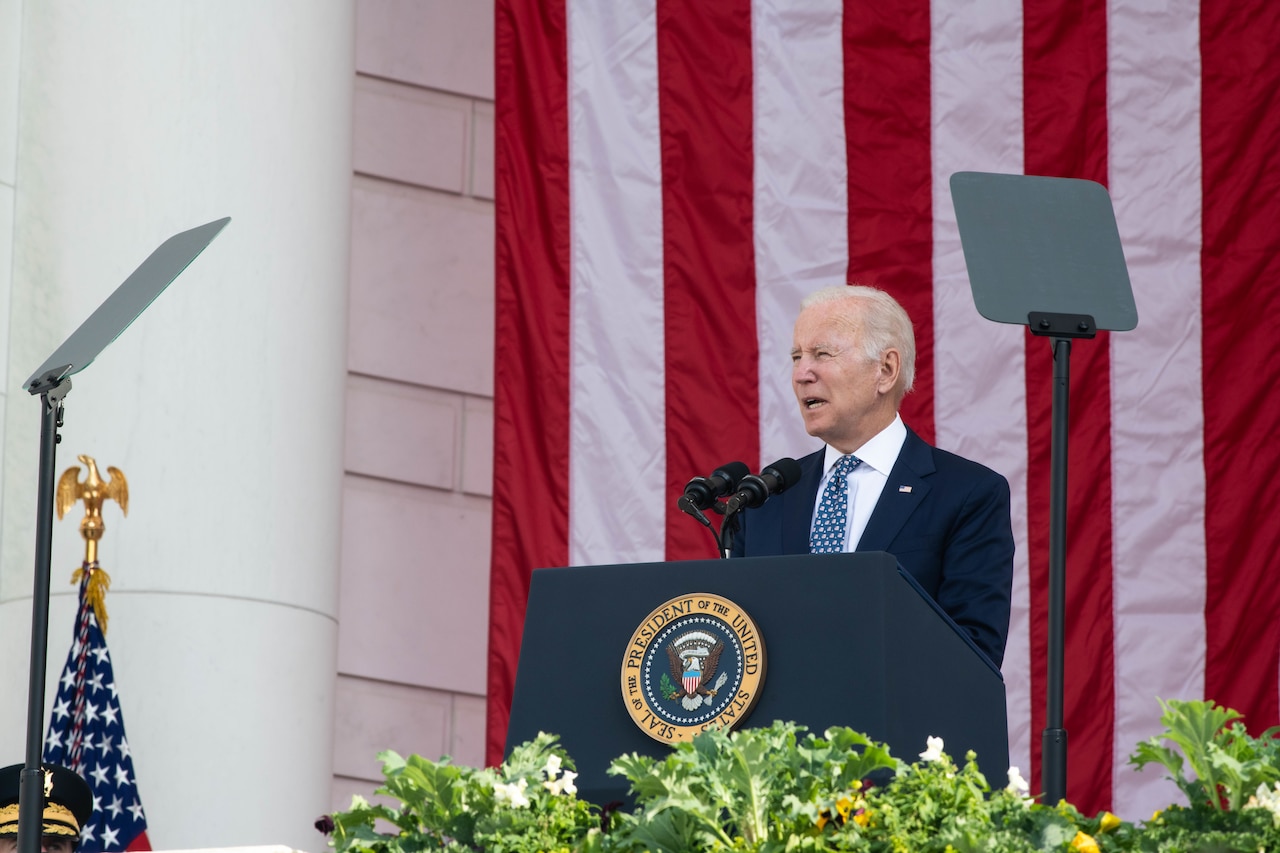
[675, 461, 750, 557]
[676, 458, 802, 558]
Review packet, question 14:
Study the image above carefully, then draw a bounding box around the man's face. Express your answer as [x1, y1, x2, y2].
[0, 834, 75, 853]
[791, 300, 898, 453]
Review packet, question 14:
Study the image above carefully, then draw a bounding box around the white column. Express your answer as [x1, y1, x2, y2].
[0, 4, 352, 851]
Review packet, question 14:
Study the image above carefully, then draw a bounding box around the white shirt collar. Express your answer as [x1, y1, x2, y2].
[821, 414, 907, 476]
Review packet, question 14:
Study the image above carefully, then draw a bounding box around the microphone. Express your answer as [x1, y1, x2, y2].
[724, 458, 803, 514]
[678, 461, 751, 512]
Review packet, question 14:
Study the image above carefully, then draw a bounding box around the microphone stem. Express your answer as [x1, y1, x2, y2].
[720, 505, 741, 557]
[677, 494, 725, 556]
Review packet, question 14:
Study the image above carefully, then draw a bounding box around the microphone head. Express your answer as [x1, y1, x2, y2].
[712, 460, 751, 489]
[761, 457, 802, 492]
[682, 476, 717, 509]
[681, 460, 752, 510]
[724, 458, 803, 513]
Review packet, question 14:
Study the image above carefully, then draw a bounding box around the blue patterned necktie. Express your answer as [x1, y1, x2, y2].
[810, 454, 862, 553]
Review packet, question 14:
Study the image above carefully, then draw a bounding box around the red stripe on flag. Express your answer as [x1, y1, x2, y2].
[487, 0, 571, 766]
[1201, 0, 1280, 729]
[656, 0, 760, 561]
[843, 0, 935, 443]
[1023, 0, 1115, 814]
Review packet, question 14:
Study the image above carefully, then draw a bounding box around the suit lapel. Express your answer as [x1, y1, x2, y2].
[857, 428, 934, 552]
[781, 450, 824, 554]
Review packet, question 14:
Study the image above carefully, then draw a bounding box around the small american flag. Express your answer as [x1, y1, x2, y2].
[43, 567, 152, 853]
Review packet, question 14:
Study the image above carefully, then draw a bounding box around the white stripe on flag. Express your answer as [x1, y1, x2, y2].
[1107, 0, 1205, 820]
[752, 0, 849, 465]
[568, 0, 667, 565]
[929, 0, 1030, 778]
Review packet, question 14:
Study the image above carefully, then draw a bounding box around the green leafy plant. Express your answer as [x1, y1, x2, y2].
[1130, 698, 1280, 811]
[321, 702, 1280, 853]
[599, 725, 1126, 853]
[829, 736, 1129, 853]
[327, 732, 597, 853]
[602, 721, 898, 852]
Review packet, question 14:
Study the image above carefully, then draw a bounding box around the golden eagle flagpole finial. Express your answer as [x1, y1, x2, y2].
[56, 454, 128, 633]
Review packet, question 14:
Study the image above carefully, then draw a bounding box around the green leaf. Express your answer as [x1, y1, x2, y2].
[1124, 698, 1280, 812]
[377, 750, 407, 773]
[615, 808, 719, 853]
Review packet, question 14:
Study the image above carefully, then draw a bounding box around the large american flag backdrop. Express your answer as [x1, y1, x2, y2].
[487, 0, 1280, 821]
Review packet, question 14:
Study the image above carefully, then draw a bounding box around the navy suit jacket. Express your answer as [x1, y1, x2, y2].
[730, 428, 1014, 667]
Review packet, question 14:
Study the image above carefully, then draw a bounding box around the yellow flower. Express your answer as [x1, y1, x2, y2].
[853, 811, 870, 827]
[1070, 830, 1100, 853]
[1099, 811, 1121, 833]
[816, 794, 861, 831]
[835, 796, 853, 820]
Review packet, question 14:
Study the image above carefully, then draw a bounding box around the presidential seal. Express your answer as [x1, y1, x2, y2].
[620, 593, 766, 743]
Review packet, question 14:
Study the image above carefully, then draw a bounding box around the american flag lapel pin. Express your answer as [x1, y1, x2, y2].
[898, 485, 913, 493]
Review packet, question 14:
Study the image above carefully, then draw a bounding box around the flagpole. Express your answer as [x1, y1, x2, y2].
[42, 456, 151, 852]
[18, 379, 70, 853]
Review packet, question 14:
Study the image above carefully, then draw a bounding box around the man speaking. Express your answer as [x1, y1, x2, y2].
[731, 285, 1015, 667]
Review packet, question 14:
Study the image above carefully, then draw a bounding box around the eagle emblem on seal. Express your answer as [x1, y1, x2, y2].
[621, 593, 766, 743]
[664, 631, 728, 710]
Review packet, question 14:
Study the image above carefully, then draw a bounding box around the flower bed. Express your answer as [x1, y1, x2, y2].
[322, 699, 1280, 852]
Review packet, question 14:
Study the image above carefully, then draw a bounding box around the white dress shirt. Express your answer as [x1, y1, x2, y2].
[811, 414, 908, 551]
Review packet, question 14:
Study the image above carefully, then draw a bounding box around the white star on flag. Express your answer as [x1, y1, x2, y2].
[43, 569, 152, 851]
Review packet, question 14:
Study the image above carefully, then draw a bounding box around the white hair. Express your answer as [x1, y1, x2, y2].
[800, 284, 916, 398]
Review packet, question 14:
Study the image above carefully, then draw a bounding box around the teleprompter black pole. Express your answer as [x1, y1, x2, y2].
[14, 217, 231, 853]
[1027, 313, 1095, 806]
[18, 380, 69, 853]
[1021, 314, 1100, 804]
[949, 171, 1137, 808]
[1042, 338, 1070, 805]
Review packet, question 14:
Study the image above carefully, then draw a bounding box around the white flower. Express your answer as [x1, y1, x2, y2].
[543, 754, 563, 779]
[1245, 781, 1280, 825]
[545, 769, 578, 796]
[1006, 766, 1030, 794]
[919, 736, 944, 763]
[493, 777, 530, 808]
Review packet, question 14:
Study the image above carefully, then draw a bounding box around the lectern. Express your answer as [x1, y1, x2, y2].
[506, 552, 1008, 805]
